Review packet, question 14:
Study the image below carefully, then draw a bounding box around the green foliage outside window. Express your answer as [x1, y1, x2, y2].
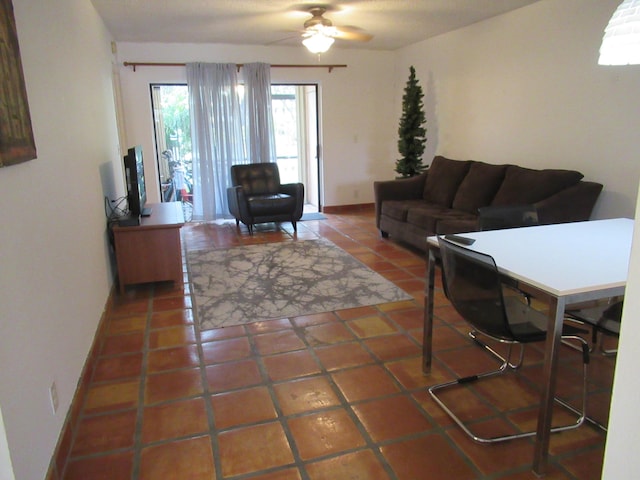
[160, 86, 191, 157]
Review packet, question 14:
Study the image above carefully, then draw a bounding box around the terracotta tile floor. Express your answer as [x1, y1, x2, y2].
[53, 208, 614, 479]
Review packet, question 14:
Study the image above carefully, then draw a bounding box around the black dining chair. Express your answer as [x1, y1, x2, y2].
[566, 299, 622, 357]
[477, 204, 539, 231]
[468, 204, 541, 368]
[429, 237, 590, 443]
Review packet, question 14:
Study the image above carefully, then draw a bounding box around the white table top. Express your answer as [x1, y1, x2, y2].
[428, 218, 633, 298]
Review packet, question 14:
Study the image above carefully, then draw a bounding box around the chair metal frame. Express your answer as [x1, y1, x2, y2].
[563, 299, 620, 432]
[429, 237, 590, 444]
[566, 299, 622, 357]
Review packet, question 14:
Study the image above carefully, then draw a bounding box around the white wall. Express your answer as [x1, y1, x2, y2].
[397, 0, 640, 220]
[0, 0, 119, 478]
[115, 42, 398, 208]
[603, 197, 640, 478]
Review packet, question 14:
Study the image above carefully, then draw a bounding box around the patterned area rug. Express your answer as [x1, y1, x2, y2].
[187, 239, 412, 330]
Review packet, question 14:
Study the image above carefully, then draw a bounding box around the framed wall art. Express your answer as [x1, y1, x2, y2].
[0, 0, 36, 167]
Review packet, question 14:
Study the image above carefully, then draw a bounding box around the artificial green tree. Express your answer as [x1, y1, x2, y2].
[395, 66, 427, 177]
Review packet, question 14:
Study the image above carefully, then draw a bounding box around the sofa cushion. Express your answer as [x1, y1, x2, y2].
[423, 156, 472, 207]
[406, 204, 451, 233]
[452, 162, 507, 214]
[406, 205, 476, 235]
[491, 166, 584, 206]
[381, 200, 426, 222]
[436, 218, 479, 234]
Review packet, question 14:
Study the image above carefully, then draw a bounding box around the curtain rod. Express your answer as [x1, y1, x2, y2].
[123, 62, 347, 73]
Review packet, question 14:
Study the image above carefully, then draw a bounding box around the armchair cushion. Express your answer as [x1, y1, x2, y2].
[248, 193, 297, 216]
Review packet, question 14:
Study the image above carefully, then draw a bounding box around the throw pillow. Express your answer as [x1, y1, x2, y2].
[452, 162, 507, 214]
[491, 165, 583, 206]
[423, 156, 471, 207]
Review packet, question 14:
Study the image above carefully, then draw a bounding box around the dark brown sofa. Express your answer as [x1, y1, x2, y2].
[374, 156, 603, 251]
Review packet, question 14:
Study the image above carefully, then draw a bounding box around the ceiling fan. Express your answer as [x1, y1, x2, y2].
[300, 6, 373, 53]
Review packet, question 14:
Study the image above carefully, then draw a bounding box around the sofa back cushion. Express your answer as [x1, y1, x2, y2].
[491, 165, 584, 206]
[423, 156, 471, 207]
[452, 162, 507, 214]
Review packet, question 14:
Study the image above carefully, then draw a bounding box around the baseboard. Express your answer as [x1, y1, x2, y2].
[46, 286, 115, 480]
[321, 203, 374, 214]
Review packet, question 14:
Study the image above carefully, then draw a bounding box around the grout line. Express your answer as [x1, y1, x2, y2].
[129, 290, 154, 479]
[195, 320, 224, 479]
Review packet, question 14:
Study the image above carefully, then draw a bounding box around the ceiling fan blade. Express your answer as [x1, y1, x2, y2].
[290, 5, 372, 44]
[334, 26, 373, 42]
[265, 32, 300, 46]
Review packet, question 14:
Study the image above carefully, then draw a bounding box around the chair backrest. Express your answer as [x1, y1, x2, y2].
[231, 163, 281, 195]
[438, 237, 516, 342]
[478, 204, 539, 231]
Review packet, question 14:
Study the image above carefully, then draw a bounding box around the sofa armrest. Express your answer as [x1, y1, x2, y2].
[374, 172, 428, 228]
[534, 181, 603, 224]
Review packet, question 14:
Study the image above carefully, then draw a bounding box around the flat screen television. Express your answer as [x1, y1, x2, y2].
[123, 145, 152, 218]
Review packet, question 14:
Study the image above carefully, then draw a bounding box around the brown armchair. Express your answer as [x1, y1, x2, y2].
[227, 163, 304, 234]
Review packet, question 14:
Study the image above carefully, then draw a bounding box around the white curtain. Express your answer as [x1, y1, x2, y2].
[243, 62, 277, 164]
[187, 62, 275, 221]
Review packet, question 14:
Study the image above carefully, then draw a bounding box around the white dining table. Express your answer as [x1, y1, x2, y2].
[422, 218, 633, 475]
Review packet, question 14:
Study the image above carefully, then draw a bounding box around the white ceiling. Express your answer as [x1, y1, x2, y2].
[91, 0, 542, 51]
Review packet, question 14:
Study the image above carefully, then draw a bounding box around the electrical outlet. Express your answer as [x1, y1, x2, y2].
[49, 381, 58, 414]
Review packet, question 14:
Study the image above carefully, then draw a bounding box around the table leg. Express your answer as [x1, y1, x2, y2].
[533, 297, 565, 476]
[422, 248, 437, 374]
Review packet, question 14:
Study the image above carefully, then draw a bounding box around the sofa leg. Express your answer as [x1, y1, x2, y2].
[292, 221, 297, 232]
[381, 230, 389, 238]
[235, 219, 240, 227]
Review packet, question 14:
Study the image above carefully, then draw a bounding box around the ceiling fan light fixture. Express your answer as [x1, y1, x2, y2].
[599, 0, 640, 65]
[303, 31, 335, 53]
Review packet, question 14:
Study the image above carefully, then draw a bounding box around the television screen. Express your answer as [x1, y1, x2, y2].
[123, 146, 150, 217]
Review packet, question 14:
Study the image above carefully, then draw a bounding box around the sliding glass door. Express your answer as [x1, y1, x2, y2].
[271, 84, 319, 210]
[150, 83, 320, 220]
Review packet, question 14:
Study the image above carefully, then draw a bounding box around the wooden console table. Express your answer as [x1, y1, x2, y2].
[112, 202, 185, 293]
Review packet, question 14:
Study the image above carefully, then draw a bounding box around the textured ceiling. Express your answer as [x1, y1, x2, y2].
[91, 0, 542, 50]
